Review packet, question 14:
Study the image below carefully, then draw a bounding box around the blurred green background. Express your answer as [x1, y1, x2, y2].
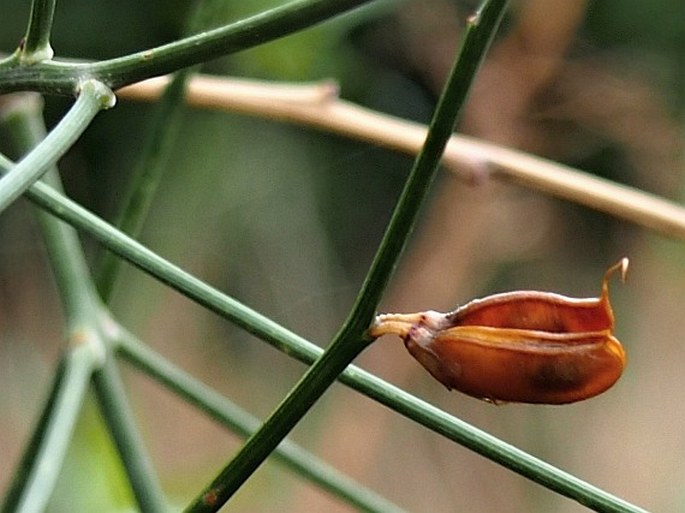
[1, 0, 684, 511]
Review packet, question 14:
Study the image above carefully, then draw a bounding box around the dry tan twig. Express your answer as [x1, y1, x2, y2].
[117, 74, 685, 241]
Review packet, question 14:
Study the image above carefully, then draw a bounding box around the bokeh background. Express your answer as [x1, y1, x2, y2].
[1, 0, 684, 511]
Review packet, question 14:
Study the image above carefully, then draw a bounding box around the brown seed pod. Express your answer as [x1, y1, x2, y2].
[369, 259, 628, 404]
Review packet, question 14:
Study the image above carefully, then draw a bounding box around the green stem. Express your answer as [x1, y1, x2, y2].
[0, 152, 294, 353]
[347, 0, 507, 329]
[0, 93, 101, 323]
[0, 153, 648, 513]
[95, 69, 191, 302]
[0, 0, 375, 96]
[115, 330, 407, 513]
[0, 347, 98, 513]
[188, 341, 372, 512]
[20, 0, 56, 63]
[91, 357, 168, 512]
[96, 3, 211, 301]
[184, 1, 507, 511]
[0, 360, 68, 513]
[0, 94, 167, 510]
[0, 80, 113, 215]
[216, 355, 373, 513]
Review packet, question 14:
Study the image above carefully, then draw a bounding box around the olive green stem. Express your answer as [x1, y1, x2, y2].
[183, 1, 508, 511]
[91, 357, 169, 512]
[19, 0, 56, 63]
[0, 0, 374, 96]
[0, 147, 648, 513]
[116, 329, 408, 513]
[349, 0, 507, 330]
[95, 68, 192, 302]
[0, 95, 167, 512]
[96, 0, 209, 302]
[0, 347, 99, 513]
[0, 80, 113, 215]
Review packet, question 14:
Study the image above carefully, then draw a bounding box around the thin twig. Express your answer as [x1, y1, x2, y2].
[0, 348, 97, 513]
[0, 92, 165, 511]
[117, 73, 685, 241]
[0, 80, 114, 215]
[91, 358, 168, 513]
[0, 151, 648, 513]
[0, 0, 375, 95]
[114, 328, 409, 513]
[183, 2, 509, 510]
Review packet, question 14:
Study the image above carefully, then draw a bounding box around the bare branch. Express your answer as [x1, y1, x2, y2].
[117, 74, 685, 240]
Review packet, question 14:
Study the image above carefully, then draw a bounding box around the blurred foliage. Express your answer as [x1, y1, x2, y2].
[1, 0, 685, 512]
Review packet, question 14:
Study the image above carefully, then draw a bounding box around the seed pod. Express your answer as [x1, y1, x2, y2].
[369, 259, 628, 404]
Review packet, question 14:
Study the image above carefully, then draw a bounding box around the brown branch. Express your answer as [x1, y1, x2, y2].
[116, 74, 685, 241]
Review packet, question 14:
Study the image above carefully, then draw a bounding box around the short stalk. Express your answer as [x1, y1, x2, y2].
[19, 0, 57, 63]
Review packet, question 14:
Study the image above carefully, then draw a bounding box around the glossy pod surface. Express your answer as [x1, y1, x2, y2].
[407, 327, 624, 404]
[369, 259, 628, 404]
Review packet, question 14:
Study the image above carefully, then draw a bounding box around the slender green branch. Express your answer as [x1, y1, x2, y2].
[184, 1, 507, 510]
[97, 2, 212, 301]
[0, 151, 648, 513]
[0, 80, 113, 215]
[185, 339, 374, 510]
[0, 0, 374, 96]
[95, 69, 191, 302]
[0, 93, 101, 323]
[91, 358, 168, 512]
[1, 358, 67, 513]
[0, 152, 297, 355]
[0, 93, 114, 513]
[1, 94, 166, 511]
[0, 2, 652, 512]
[20, 0, 57, 63]
[348, 0, 507, 329]
[0, 347, 98, 513]
[1, 84, 402, 513]
[115, 329, 408, 513]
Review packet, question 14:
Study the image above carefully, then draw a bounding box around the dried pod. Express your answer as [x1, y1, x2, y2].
[369, 259, 628, 404]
